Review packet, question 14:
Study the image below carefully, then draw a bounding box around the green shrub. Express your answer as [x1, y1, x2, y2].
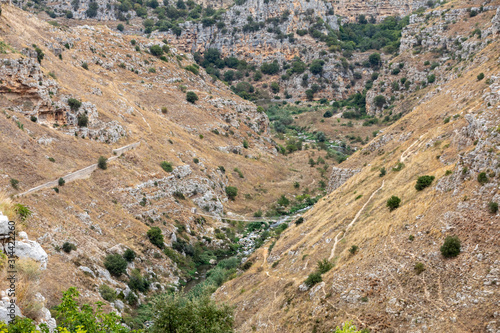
[415, 175, 435, 191]
[161, 161, 173, 172]
[386, 195, 401, 211]
[392, 162, 404, 171]
[30, 115, 37, 122]
[128, 269, 150, 292]
[323, 110, 333, 118]
[77, 113, 88, 127]
[125, 292, 138, 306]
[304, 272, 322, 287]
[373, 95, 386, 108]
[67, 98, 82, 111]
[62, 242, 77, 253]
[348, 245, 358, 255]
[123, 248, 136, 262]
[117, 23, 124, 32]
[82, 62, 89, 70]
[440, 236, 461, 258]
[147, 227, 164, 248]
[317, 259, 333, 274]
[150, 293, 234, 332]
[295, 217, 304, 225]
[10, 178, 19, 190]
[225, 186, 238, 200]
[58, 178, 65, 186]
[104, 253, 128, 277]
[99, 284, 117, 302]
[243, 140, 249, 149]
[414, 262, 425, 275]
[149, 45, 163, 57]
[477, 73, 484, 81]
[334, 321, 364, 333]
[14, 204, 32, 221]
[477, 172, 488, 184]
[186, 91, 199, 103]
[173, 191, 185, 200]
[488, 201, 498, 214]
[97, 156, 108, 170]
[379, 167, 386, 177]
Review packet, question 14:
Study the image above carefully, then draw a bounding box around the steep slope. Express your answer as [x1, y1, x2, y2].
[0, 4, 333, 317]
[214, 3, 500, 332]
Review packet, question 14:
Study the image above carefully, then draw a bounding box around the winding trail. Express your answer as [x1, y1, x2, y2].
[328, 180, 384, 261]
[17, 142, 140, 197]
[400, 134, 426, 162]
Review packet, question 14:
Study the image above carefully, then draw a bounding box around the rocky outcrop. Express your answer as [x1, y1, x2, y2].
[0, 213, 48, 269]
[327, 167, 361, 192]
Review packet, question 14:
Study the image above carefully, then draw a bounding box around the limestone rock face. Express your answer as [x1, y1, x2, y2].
[327, 167, 361, 192]
[0, 213, 48, 269]
[14, 237, 49, 270]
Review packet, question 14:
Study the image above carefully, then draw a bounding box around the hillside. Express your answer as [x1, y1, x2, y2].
[0, 3, 337, 323]
[0, 0, 499, 330]
[214, 2, 500, 332]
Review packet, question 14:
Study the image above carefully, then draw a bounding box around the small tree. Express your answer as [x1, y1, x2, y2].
[117, 23, 124, 32]
[225, 186, 238, 200]
[10, 178, 19, 190]
[488, 201, 498, 214]
[304, 272, 322, 287]
[477, 73, 484, 81]
[67, 98, 82, 111]
[440, 236, 461, 258]
[415, 175, 435, 191]
[414, 262, 425, 275]
[387, 196, 401, 211]
[323, 110, 333, 118]
[149, 45, 163, 57]
[123, 248, 136, 262]
[104, 253, 128, 277]
[97, 156, 107, 170]
[317, 259, 333, 274]
[295, 217, 304, 225]
[373, 95, 386, 108]
[477, 172, 488, 185]
[186, 91, 199, 103]
[161, 161, 173, 172]
[368, 52, 381, 68]
[62, 242, 77, 253]
[78, 113, 88, 127]
[147, 227, 164, 248]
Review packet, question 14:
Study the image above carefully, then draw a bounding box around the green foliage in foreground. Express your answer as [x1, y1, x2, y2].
[1, 287, 135, 332]
[149, 293, 234, 333]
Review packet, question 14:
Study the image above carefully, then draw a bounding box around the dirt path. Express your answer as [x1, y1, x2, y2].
[400, 134, 427, 162]
[17, 141, 140, 197]
[328, 180, 384, 261]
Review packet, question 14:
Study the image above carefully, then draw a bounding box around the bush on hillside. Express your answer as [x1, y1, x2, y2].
[104, 254, 128, 277]
[186, 91, 199, 103]
[304, 272, 322, 287]
[225, 186, 238, 200]
[147, 227, 164, 248]
[415, 175, 435, 191]
[123, 248, 136, 262]
[161, 161, 173, 172]
[97, 156, 108, 170]
[440, 236, 461, 258]
[386, 195, 401, 211]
